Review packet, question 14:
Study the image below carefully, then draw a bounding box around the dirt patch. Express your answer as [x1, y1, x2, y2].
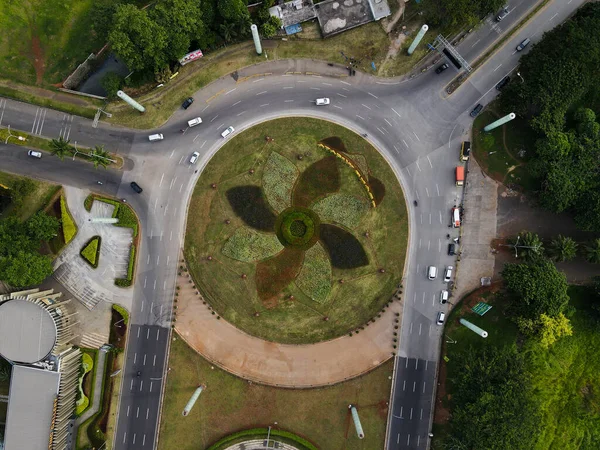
[30, 34, 46, 85]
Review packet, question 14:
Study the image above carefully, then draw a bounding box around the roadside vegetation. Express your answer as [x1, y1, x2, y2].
[76, 351, 94, 416]
[159, 335, 392, 450]
[434, 275, 600, 448]
[492, 3, 600, 232]
[0, 188, 61, 286]
[80, 236, 102, 268]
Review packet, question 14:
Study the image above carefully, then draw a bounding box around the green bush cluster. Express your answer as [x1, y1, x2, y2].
[277, 208, 320, 249]
[206, 428, 317, 450]
[97, 197, 138, 237]
[60, 195, 77, 244]
[112, 304, 129, 325]
[80, 236, 101, 268]
[115, 244, 136, 287]
[84, 194, 94, 212]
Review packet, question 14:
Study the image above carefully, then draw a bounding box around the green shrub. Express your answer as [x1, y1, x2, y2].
[60, 195, 77, 244]
[115, 244, 136, 287]
[80, 236, 101, 268]
[84, 194, 94, 212]
[97, 197, 139, 237]
[112, 304, 129, 325]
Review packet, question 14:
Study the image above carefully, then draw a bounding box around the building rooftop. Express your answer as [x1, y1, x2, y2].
[4, 365, 61, 450]
[0, 298, 57, 363]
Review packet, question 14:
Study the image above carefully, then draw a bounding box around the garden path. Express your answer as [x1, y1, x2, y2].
[174, 266, 401, 388]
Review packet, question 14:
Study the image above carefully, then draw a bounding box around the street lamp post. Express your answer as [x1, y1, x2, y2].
[4, 125, 26, 144]
[266, 426, 271, 447]
[516, 71, 525, 83]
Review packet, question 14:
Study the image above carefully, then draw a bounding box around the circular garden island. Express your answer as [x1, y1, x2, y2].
[184, 118, 408, 344]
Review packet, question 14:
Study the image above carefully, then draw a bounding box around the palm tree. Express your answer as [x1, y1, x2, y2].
[548, 235, 578, 262]
[514, 231, 544, 262]
[89, 145, 111, 169]
[219, 22, 237, 43]
[49, 136, 73, 160]
[585, 238, 600, 264]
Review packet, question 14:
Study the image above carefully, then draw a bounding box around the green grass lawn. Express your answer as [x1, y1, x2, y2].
[472, 104, 539, 190]
[0, 0, 105, 85]
[184, 118, 408, 343]
[159, 335, 393, 450]
[0, 170, 60, 221]
[434, 285, 600, 448]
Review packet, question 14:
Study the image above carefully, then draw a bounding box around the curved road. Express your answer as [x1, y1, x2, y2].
[0, 1, 585, 449]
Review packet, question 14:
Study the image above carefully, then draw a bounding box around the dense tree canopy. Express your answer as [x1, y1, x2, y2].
[424, 0, 506, 28]
[502, 258, 569, 320]
[0, 214, 57, 287]
[448, 345, 539, 450]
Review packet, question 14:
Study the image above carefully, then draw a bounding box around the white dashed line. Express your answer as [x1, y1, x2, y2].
[494, 64, 502, 72]
[256, 91, 267, 95]
[336, 93, 347, 98]
[402, 139, 408, 148]
[333, 105, 343, 109]
[361, 104, 371, 110]
[210, 115, 219, 122]
[224, 88, 236, 95]
[284, 100, 294, 103]
[260, 104, 269, 107]
[391, 107, 401, 118]
[427, 155, 433, 168]
[367, 92, 378, 99]
[232, 100, 241, 106]
[252, 78, 264, 83]
[356, 115, 365, 120]
[237, 111, 246, 116]
[384, 118, 392, 127]
[413, 131, 421, 142]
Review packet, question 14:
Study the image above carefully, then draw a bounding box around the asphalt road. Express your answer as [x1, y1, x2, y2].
[0, 0, 587, 448]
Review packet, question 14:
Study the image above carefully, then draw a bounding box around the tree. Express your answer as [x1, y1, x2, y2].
[502, 258, 569, 320]
[514, 231, 544, 262]
[10, 178, 35, 207]
[89, 145, 111, 169]
[218, 0, 249, 23]
[150, 0, 204, 61]
[424, 0, 506, 29]
[0, 217, 34, 256]
[538, 312, 573, 349]
[100, 72, 123, 98]
[219, 22, 237, 42]
[0, 251, 53, 287]
[0, 357, 10, 382]
[108, 4, 168, 72]
[25, 212, 60, 242]
[575, 191, 600, 232]
[49, 136, 73, 160]
[261, 16, 281, 38]
[585, 238, 600, 263]
[547, 235, 578, 262]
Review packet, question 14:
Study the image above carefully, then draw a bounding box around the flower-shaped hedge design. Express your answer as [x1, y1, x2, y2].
[223, 150, 372, 303]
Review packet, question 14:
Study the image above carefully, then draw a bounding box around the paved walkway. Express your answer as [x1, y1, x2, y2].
[53, 186, 133, 311]
[175, 269, 400, 388]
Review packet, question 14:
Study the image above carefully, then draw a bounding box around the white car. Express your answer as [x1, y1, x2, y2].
[436, 311, 446, 325]
[27, 150, 42, 159]
[440, 290, 449, 304]
[315, 98, 330, 106]
[221, 126, 235, 138]
[189, 151, 199, 164]
[188, 117, 202, 127]
[444, 266, 453, 283]
[428, 266, 437, 280]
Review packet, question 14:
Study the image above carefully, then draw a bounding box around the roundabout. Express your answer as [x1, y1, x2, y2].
[183, 117, 408, 345]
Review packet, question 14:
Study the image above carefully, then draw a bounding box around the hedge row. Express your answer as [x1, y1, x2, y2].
[206, 428, 318, 450]
[95, 197, 139, 237]
[80, 236, 102, 268]
[84, 194, 93, 212]
[60, 195, 77, 244]
[112, 304, 129, 325]
[115, 244, 136, 287]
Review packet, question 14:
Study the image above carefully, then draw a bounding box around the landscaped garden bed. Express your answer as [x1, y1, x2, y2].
[80, 236, 101, 268]
[185, 118, 408, 344]
[84, 194, 139, 287]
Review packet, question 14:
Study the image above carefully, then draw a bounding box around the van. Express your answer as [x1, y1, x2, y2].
[516, 38, 530, 52]
[27, 150, 42, 159]
[460, 141, 471, 161]
[437, 311, 446, 325]
[452, 207, 461, 227]
[149, 133, 164, 141]
[440, 290, 449, 304]
[428, 266, 437, 280]
[448, 243, 458, 256]
[188, 117, 202, 127]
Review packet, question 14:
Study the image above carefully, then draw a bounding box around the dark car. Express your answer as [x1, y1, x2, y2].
[182, 97, 194, 109]
[470, 104, 483, 117]
[496, 76, 510, 91]
[130, 182, 143, 193]
[516, 38, 531, 52]
[435, 63, 449, 74]
[448, 243, 458, 256]
[495, 7, 509, 22]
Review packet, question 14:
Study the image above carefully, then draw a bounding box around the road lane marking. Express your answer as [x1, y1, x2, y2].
[384, 118, 392, 127]
[342, 87, 350, 91]
[393, 144, 399, 154]
[427, 155, 433, 168]
[367, 92, 378, 99]
[153, 280, 157, 290]
[166, 256, 170, 267]
[405, 359, 409, 368]
[147, 254, 150, 265]
[159, 173, 164, 187]
[471, 38, 481, 48]
[423, 382, 426, 393]
[252, 78, 264, 83]
[170, 230, 173, 241]
[143, 435, 146, 446]
[210, 114, 219, 122]
[494, 64, 502, 72]
[397, 434, 400, 444]
[377, 127, 386, 135]
[333, 105, 342, 109]
[179, 183, 184, 192]
[361, 104, 372, 110]
[216, 123, 224, 130]
[322, 82, 332, 86]
[139, 381, 143, 391]
[232, 100, 241, 106]
[137, 328, 140, 338]
[419, 323, 422, 335]
[283, 86, 294, 89]
[260, 103, 269, 107]
[201, 105, 209, 112]
[178, 155, 185, 164]
[169, 149, 175, 158]
[144, 277, 147, 288]
[406, 167, 411, 176]
[413, 292, 416, 304]
[436, 184, 440, 196]
[425, 187, 429, 197]
[410, 408, 413, 419]
[413, 131, 420, 142]
[200, 140, 207, 149]
[403, 380, 406, 391]
[225, 88, 236, 95]
[409, 322, 413, 334]
[137, 406, 140, 418]
[147, 329, 150, 339]
[123, 432, 127, 444]
[416, 161, 421, 172]
[285, 100, 294, 103]
[237, 111, 246, 116]
[146, 408, 150, 420]
[356, 115, 365, 120]
[391, 107, 401, 118]
[415, 359, 418, 370]
[423, 292, 426, 303]
[413, 382, 416, 392]
[550, 13, 558, 21]
[402, 139, 408, 148]
[310, 87, 320, 90]
[340, 81, 351, 85]
[149, 381, 153, 392]
[153, 355, 156, 366]
[163, 280, 166, 290]
[336, 93, 347, 98]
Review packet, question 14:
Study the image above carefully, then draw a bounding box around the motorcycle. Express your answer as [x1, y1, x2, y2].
[413, 200, 418, 206]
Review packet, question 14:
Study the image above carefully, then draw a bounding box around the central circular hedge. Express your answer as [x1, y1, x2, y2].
[276, 207, 320, 249]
